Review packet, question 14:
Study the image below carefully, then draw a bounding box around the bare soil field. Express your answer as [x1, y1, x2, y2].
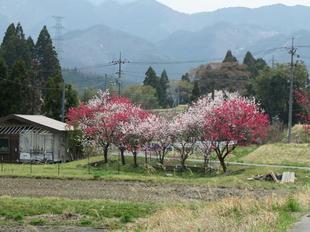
[0, 177, 282, 203]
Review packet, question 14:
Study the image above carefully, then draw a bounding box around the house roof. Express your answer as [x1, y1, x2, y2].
[0, 115, 71, 132]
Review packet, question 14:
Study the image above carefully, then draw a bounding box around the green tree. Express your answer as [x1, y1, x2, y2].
[43, 75, 63, 120]
[223, 50, 238, 63]
[0, 23, 32, 68]
[143, 66, 159, 89]
[169, 80, 193, 105]
[81, 88, 98, 103]
[181, 73, 190, 82]
[157, 70, 169, 108]
[124, 85, 159, 109]
[65, 84, 79, 111]
[243, 51, 268, 76]
[35, 26, 61, 85]
[250, 64, 308, 123]
[5, 60, 32, 115]
[35, 26, 65, 119]
[191, 81, 201, 102]
[0, 58, 8, 116]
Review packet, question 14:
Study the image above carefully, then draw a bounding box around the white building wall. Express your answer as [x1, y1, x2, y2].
[18, 130, 70, 163]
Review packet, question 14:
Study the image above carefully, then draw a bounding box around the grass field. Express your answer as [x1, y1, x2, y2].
[0, 143, 309, 231]
[0, 196, 156, 230]
[137, 188, 310, 232]
[0, 189, 308, 231]
[240, 143, 310, 167]
[0, 145, 309, 190]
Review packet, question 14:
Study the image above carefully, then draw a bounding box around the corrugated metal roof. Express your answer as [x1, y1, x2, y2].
[11, 115, 70, 132]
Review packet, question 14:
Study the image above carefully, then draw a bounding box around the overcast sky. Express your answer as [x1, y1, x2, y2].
[90, 0, 310, 13]
[156, 0, 310, 13]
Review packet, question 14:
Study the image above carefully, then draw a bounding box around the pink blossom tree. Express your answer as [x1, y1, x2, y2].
[136, 114, 171, 165]
[169, 111, 200, 170]
[120, 107, 150, 167]
[67, 91, 137, 164]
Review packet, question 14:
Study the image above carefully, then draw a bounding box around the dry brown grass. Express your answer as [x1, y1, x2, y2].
[242, 143, 310, 167]
[136, 188, 310, 232]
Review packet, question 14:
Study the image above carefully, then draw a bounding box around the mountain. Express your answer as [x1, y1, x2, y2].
[191, 4, 310, 34]
[1, 0, 310, 83]
[159, 22, 279, 61]
[61, 24, 172, 82]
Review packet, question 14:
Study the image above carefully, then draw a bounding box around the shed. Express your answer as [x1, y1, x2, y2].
[0, 115, 73, 163]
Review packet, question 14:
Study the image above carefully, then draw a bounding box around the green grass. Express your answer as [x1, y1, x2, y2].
[0, 196, 156, 229]
[0, 152, 309, 190]
[241, 143, 310, 167]
[227, 145, 259, 162]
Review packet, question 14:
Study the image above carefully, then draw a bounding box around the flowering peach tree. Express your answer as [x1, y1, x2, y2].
[295, 90, 310, 133]
[204, 96, 269, 173]
[67, 91, 139, 164]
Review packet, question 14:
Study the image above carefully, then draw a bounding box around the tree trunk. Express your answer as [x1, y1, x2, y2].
[144, 151, 148, 164]
[120, 148, 126, 165]
[159, 148, 166, 165]
[181, 155, 186, 171]
[218, 156, 227, 173]
[103, 143, 110, 163]
[133, 151, 138, 167]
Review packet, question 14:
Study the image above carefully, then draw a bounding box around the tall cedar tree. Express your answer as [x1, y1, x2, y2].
[143, 66, 158, 89]
[0, 59, 8, 116]
[35, 26, 62, 85]
[0, 23, 32, 68]
[191, 81, 201, 102]
[223, 50, 238, 63]
[6, 60, 32, 115]
[0, 23, 79, 119]
[243, 51, 268, 76]
[158, 70, 169, 108]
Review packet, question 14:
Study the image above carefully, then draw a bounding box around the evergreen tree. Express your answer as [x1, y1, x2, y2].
[5, 60, 32, 115]
[65, 84, 79, 110]
[181, 73, 190, 82]
[43, 74, 63, 120]
[36, 26, 65, 119]
[243, 51, 268, 76]
[191, 81, 201, 102]
[158, 70, 169, 108]
[0, 58, 8, 116]
[243, 51, 256, 66]
[35, 26, 61, 85]
[223, 50, 238, 63]
[143, 66, 159, 89]
[0, 23, 32, 68]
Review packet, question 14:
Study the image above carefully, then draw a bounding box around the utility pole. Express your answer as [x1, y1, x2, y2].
[53, 16, 65, 122]
[287, 37, 298, 143]
[112, 52, 129, 95]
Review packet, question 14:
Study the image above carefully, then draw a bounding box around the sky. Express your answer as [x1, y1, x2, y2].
[155, 0, 310, 13]
[90, 0, 310, 13]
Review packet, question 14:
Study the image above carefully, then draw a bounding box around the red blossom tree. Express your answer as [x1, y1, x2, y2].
[295, 90, 310, 133]
[204, 98, 269, 173]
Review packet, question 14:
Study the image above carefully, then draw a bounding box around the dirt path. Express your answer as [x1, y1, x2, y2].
[289, 215, 310, 232]
[0, 177, 280, 202]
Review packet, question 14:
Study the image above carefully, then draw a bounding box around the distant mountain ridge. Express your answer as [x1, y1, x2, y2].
[1, 0, 310, 82]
